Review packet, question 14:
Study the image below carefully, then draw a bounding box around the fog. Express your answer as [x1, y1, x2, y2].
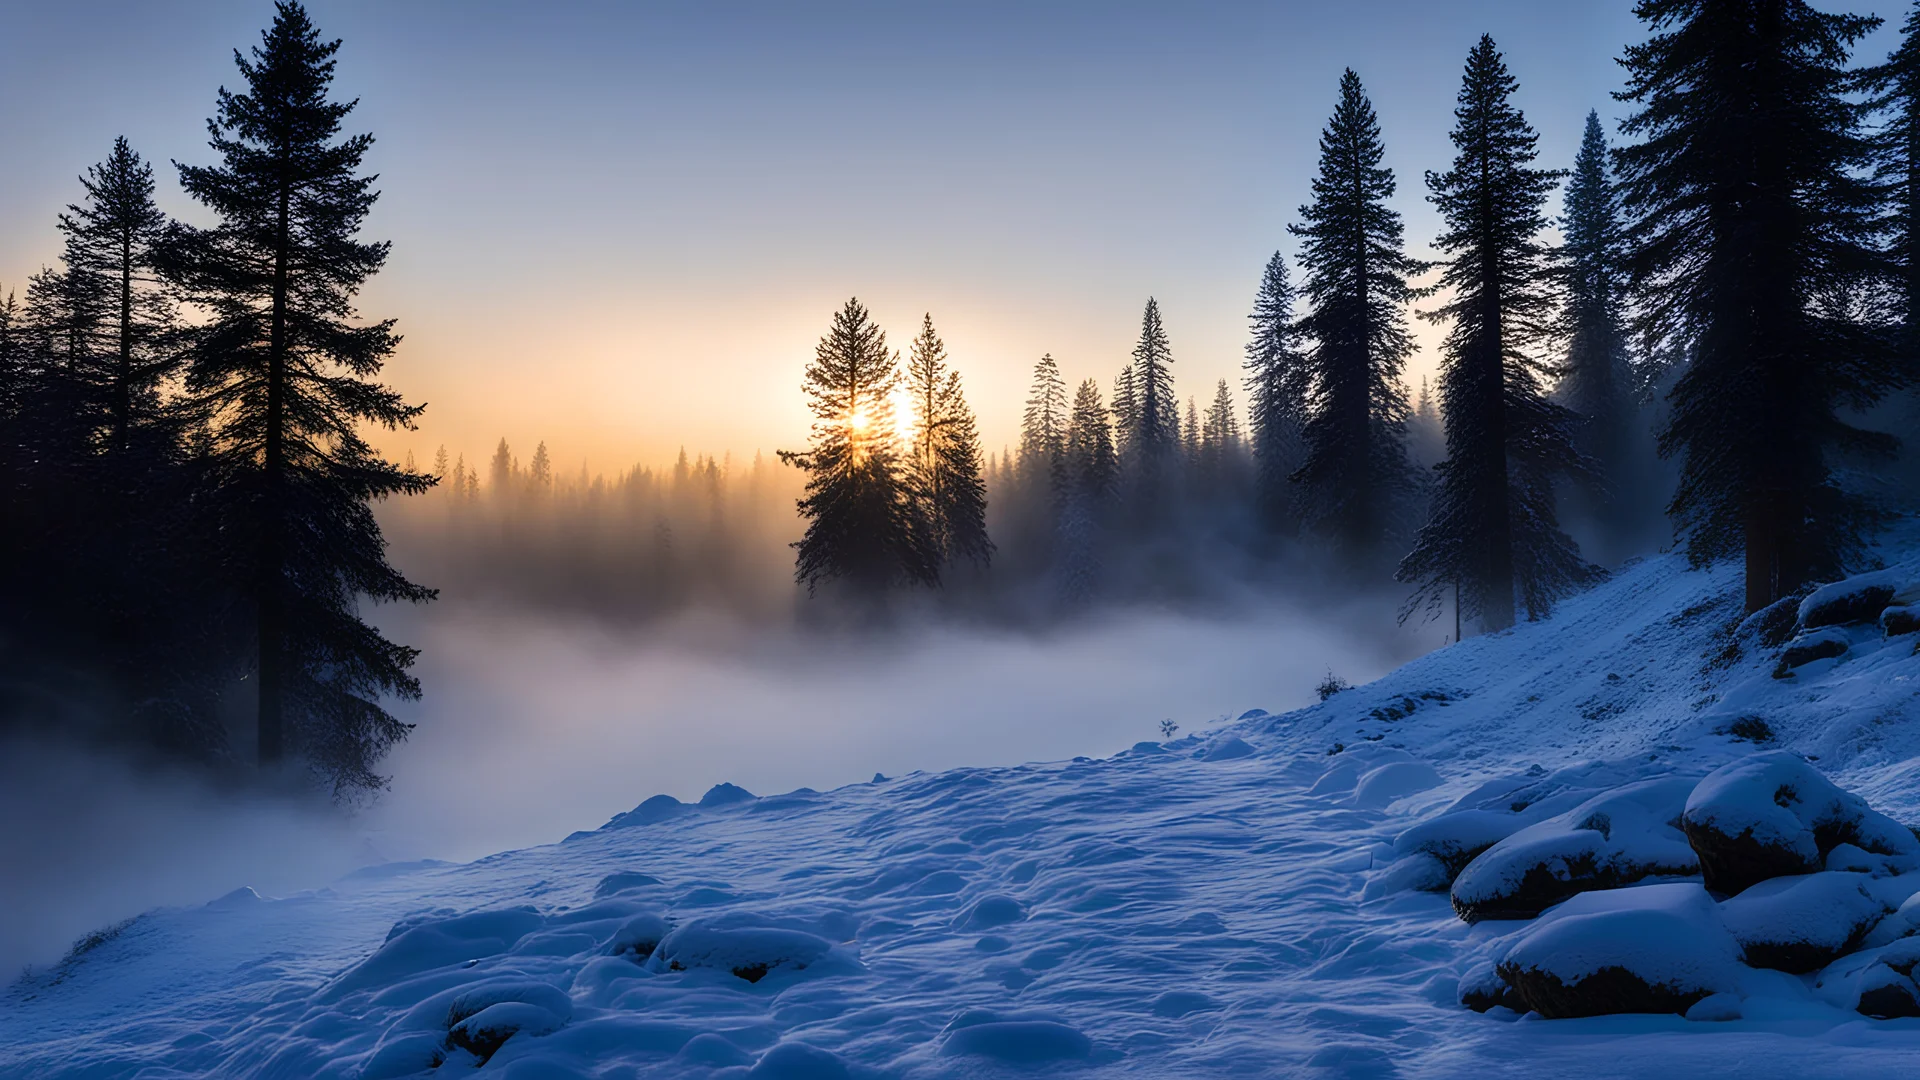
[2, 590, 1434, 979]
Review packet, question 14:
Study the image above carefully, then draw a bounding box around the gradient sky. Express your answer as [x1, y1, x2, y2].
[0, 1, 1898, 474]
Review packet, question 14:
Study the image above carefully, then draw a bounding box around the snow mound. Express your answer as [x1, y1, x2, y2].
[1720, 871, 1891, 973]
[1450, 775, 1699, 922]
[646, 914, 841, 984]
[1683, 751, 1920, 895]
[939, 1009, 1095, 1063]
[1496, 883, 1743, 1019]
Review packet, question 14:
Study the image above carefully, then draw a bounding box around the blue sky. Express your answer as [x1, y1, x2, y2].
[0, 1, 1898, 469]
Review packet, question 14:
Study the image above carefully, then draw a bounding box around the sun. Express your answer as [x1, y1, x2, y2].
[848, 405, 872, 435]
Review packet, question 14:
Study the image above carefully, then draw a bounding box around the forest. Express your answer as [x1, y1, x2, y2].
[5, 1, 1920, 795]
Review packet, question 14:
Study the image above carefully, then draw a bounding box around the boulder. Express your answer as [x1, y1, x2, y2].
[1457, 961, 1524, 1013]
[1496, 883, 1742, 1019]
[1885, 605, 1920, 638]
[1798, 572, 1902, 629]
[1718, 871, 1888, 973]
[1773, 628, 1850, 677]
[1857, 963, 1920, 1019]
[607, 913, 670, 961]
[447, 1001, 564, 1064]
[1681, 752, 1920, 896]
[1450, 776, 1698, 923]
[647, 916, 833, 983]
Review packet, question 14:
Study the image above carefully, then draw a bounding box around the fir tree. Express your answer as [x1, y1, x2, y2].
[1399, 36, 1599, 632]
[1020, 352, 1068, 487]
[1110, 365, 1139, 464]
[1557, 111, 1636, 486]
[1243, 251, 1307, 534]
[162, 1, 435, 787]
[778, 297, 938, 592]
[1064, 378, 1118, 506]
[1616, 0, 1899, 611]
[1129, 298, 1177, 464]
[528, 440, 553, 494]
[57, 137, 177, 454]
[1866, 4, 1920, 350]
[490, 437, 515, 497]
[1289, 70, 1421, 553]
[905, 314, 992, 569]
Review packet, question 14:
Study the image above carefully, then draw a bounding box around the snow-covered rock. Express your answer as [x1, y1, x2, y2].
[1798, 571, 1907, 630]
[1496, 883, 1744, 1019]
[1774, 627, 1851, 676]
[1718, 871, 1888, 973]
[1449, 776, 1698, 922]
[645, 915, 840, 984]
[1681, 752, 1920, 896]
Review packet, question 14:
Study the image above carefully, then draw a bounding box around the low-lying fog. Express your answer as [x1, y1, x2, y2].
[2, 597, 1436, 978]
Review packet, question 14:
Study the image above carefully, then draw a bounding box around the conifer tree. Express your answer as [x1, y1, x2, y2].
[1065, 379, 1118, 505]
[528, 441, 553, 494]
[1243, 251, 1307, 534]
[58, 137, 177, 454]
[1020, 352, 1068, 487]
[1110, 365, 1139, 464]
[905, 314, 992, 569]
[1617, 0, 1899, 611]
[1183, 397, 1202, 463]
[1557, 111, 1636, 485]
[1289, 70, 1421, 553]
[490, 438, 515, 497]
[1128, 298, 1177, 464]
[779, 297, 938, 592]
[162, 1, 435, 787]
[1867, 4, 1920, 350]
[1202, 380, 1242, 465]
[1399, 36, 1598, 631]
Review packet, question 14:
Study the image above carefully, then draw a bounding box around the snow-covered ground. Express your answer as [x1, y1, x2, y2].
[7, 533, 1920, 1078]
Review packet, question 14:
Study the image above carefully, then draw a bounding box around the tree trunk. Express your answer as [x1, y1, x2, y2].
[259, 182, 292, 767]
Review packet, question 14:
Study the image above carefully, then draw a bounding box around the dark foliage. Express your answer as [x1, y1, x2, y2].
[1400, 36, 1601, 631]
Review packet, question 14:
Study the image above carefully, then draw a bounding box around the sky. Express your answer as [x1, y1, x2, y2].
[0, 1, 1900, 474]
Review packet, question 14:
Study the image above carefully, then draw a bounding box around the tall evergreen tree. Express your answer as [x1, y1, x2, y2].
[1866, 3, 1920, 350]
[1019, 352, 1068, 487]
[779, 297, 937, 592]
[905, 314, 992, 569]
[1243, 251, 1307, 534]
[1399, 36, 1598, 632]
[1557, 111, 1636, 486]
[1064, 378, 1118, 505]
[1110, 365, 1139, 464]
[163, 1, 435, 787]
[58, 137, 177, 454]
[1289, 70, 1421, 553]
[1128, 298, 1178, 465]
[1616, 0, 1900, 611]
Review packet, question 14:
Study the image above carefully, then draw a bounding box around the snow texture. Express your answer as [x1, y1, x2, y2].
[11, 538, 1920, 1076]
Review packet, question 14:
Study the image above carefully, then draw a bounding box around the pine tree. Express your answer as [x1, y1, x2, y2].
[1183, 397, 1202, 463]
[1398, 36, 1598, 632]
[1617, 0, 1899, 611]
[57, 137, 177, 454]
[1064, 379, 1118, 505]
[1866, 4, 1920, 350]
[1202, 380, 1242, 468]
[528, 440, 553, 494]
[905, 314, 992, 569]
[1110, 365, 1139, 464]
[1243, 251, 1308, 534]
[1129, 298, 1177, 464]
[1289, 70, 1421, 553]
[1020, 352, 1068, 487]
[778, 297, 938, 592]
[162, 1, 435, 787]
[490, 438, 515, 498]
[1557, 111, 1636, 486]
[432, 444, 448, 480]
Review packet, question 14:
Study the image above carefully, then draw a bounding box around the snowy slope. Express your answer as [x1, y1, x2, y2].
[6, 539, 1920, 1079]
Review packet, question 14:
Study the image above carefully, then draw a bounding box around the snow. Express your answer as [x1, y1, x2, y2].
[1497, 882, 1744, 992]
[11, 536, 1920, 1075]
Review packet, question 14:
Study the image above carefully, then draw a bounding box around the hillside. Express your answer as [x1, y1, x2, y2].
[5, 531, 1920, 1079]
